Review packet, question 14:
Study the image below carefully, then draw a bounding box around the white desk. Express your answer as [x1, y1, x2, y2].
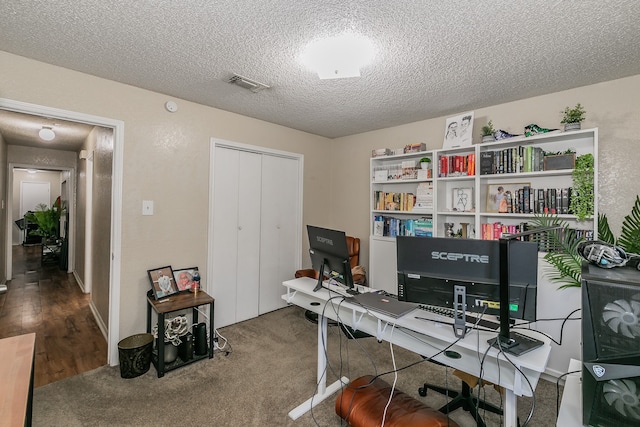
[556, 358, 584, 427]
[282, 277, 552, 427]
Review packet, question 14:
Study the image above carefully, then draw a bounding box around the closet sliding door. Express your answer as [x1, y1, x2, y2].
[210, 140, 302, 328]
[259, 154, 300, 314]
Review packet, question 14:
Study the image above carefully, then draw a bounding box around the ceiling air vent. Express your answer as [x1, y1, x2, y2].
[227, 74, 270, 93]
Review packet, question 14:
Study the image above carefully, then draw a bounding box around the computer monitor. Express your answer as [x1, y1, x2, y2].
[396, 236, 538, 322]
[307, 225, 356, 294]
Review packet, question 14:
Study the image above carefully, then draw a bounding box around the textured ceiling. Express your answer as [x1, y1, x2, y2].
[1, 1, 640, 140]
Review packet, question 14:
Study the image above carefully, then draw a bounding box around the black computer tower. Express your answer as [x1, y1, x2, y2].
[582, 263, 640, 426]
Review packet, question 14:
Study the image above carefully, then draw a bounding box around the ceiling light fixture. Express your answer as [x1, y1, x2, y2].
[301, 32, 375, 80]
[38, 126, 56, 141]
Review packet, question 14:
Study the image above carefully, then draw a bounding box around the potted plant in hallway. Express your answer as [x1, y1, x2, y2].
[24, 201, 63, 242]
[24, 199, 65, 265]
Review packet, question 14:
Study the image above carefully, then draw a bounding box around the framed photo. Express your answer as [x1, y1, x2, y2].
[148, 266, 178, 299]
[173, 267, 199, 292]
[486, 182, 530, 213]
[451, 187, 474, 212]
[443, 111, 474, 149]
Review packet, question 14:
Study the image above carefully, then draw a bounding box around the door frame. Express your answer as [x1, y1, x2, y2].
[0, 98, 124, 366]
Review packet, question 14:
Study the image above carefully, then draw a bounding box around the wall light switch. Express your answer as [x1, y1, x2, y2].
[142, 200, 154, 215]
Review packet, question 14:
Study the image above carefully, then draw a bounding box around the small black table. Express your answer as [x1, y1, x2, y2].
[146, 290, 214, 377]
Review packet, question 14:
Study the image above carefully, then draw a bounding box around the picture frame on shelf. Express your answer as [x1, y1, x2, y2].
[148, 266, 178, 299]
[173, 267, 199, 292]
[443, 111, 474, 149]
[451, 187, 474, 212]
[486, 182, 530, 213]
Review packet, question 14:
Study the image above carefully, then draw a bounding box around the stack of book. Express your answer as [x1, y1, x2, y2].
[412, 183, 434, 213]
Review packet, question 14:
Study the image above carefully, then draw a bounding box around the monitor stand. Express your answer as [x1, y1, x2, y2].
[488, 332, 544, 356]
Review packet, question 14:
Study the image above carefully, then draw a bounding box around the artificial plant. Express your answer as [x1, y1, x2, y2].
[530, 196, 640, 288]
[481, 120, 495, 137]
[561, 103, 586, 124]
[24, 199, 64, 241]
[529, 214, 583, 288]
[599, 195, 640, 254]
[570, 153, 594, 220]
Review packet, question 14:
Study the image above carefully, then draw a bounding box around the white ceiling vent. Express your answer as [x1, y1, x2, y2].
[227, 74, 270, 93]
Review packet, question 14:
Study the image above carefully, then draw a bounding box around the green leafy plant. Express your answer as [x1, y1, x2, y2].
[561, 103, 586, 124]
[570, 154, 594, 220]
[481, 120, 495, 137]
[529, 214, 584, 288]
[531, 196, 640, 288]
[24, 201, 63, 241]
[419, 157, 431, 163]
[599, 195, 640, 254]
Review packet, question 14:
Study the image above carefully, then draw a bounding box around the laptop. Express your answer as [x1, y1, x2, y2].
[351, 292, 418, 319]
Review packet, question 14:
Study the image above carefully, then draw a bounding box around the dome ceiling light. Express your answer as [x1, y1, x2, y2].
[301, 33, 375, 80]
[38, 126, 56, 141]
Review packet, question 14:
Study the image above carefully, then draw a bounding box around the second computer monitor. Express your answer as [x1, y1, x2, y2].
[396, 236, 538, 321]
[307, 225, 355, 293]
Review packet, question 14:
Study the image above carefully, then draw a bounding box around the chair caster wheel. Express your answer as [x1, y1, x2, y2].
[418, 387, 427, 397]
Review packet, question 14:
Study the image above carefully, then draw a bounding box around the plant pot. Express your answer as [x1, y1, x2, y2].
[420, 162, 429, 170]
[482, 135, 494, 143]
[543, 153, 576, 171]
[564, 122, 581, 131]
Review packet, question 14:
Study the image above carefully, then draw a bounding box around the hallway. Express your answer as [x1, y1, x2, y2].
[0, 245, 107, 387]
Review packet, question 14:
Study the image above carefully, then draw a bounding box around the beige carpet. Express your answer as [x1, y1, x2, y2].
[33, 305, 563, 426]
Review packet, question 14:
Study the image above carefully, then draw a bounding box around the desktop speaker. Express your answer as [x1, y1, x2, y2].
[582, 263, 640, 426]
[194, 323, 208, 356]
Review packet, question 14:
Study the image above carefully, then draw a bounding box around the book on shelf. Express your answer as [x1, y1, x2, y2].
[373, 216, 432, 238]
[413, 182, 434, 213]
[439, 153, 475, 177]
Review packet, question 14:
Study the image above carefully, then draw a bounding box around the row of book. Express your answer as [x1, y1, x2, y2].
[480, 221, 594, 251]
[373, 191, 416, 211]
[480, 146, 545, 175]
[495, 186, 573, 215]
[373, 216, 433, 237]
[438, 153, 476, 177]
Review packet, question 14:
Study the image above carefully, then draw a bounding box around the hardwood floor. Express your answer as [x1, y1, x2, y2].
[0, 245, 107, 388]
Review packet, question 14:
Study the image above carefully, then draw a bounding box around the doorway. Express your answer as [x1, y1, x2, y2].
[0, 97, 124, 366]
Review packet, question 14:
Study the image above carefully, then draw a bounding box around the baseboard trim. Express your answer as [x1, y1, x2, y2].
[73, 270, 86, 293]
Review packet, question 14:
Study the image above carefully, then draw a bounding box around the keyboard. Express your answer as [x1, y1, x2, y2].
[418, 305, 500, 330]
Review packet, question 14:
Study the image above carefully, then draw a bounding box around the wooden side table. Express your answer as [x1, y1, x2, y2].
[146, 290, 214, 378]
[0, 333, 36, 426]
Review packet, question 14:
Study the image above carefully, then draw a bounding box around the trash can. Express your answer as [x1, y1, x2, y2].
[118, 333, 154, 379]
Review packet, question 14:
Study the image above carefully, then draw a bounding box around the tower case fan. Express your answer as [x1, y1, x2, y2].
[582, 263, 640, 426]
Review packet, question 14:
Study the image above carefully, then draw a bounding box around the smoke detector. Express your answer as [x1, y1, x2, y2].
[227, 74, 270, 93]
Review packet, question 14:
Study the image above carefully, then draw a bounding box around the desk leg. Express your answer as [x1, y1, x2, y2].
[504, 390, 517, 427]
[288, 313, 348, 420]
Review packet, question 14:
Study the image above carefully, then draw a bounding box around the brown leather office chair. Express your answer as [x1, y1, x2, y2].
[295, 235, 366, 326]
